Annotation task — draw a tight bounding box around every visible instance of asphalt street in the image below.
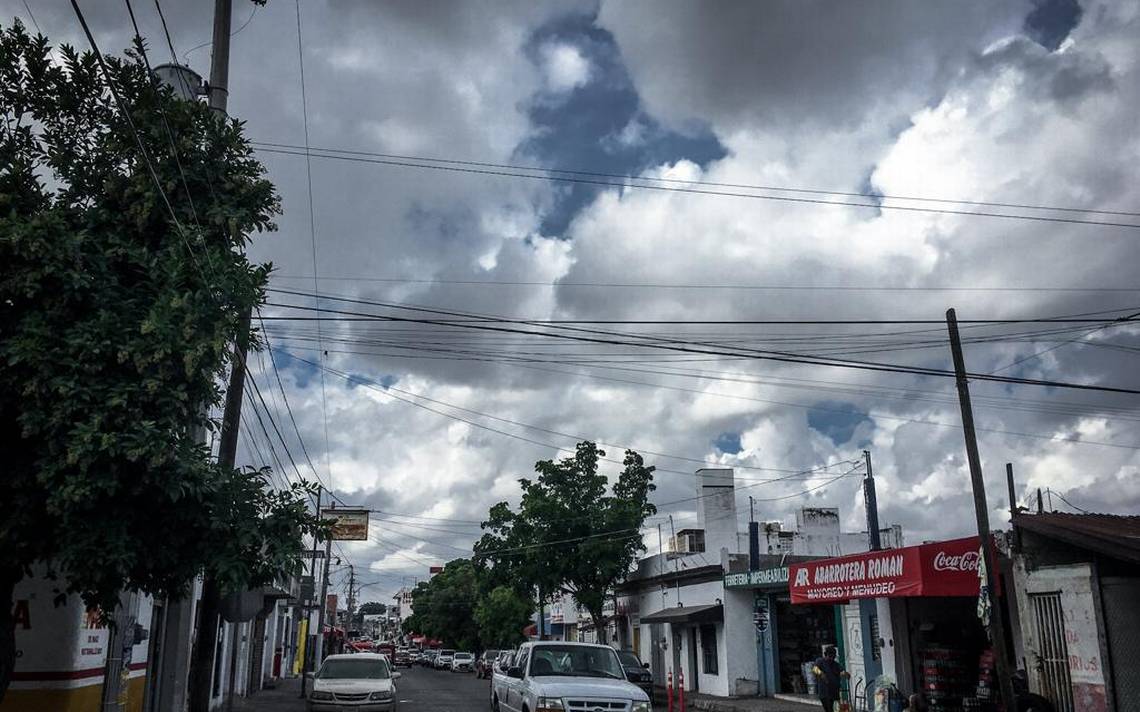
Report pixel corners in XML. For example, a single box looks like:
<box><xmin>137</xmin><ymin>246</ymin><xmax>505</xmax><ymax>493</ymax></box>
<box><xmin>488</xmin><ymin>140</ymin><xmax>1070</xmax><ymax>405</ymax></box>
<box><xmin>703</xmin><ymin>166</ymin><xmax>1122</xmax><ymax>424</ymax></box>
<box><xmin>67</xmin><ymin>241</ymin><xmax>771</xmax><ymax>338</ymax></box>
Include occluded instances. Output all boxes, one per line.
<box><xmin>392</xmin><ymin>665</ymin><xmax>489</xmax><ymax>712</ymax></box>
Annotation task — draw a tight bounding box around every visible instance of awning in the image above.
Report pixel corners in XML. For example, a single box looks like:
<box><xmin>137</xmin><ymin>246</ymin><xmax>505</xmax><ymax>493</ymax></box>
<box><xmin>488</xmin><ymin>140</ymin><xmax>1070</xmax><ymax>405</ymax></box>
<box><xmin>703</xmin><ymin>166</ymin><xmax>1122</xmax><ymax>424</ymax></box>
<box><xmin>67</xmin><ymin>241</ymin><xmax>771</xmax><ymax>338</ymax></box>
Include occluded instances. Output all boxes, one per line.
<box><xmin>640</xmin><ymin>604</ymin><xmax>723</xmax><ymax>625</ymax></box>
<box><xmin>788</xmin><ymin>536</ymin><xmax>987</xmax><ymax>605</ymax></box>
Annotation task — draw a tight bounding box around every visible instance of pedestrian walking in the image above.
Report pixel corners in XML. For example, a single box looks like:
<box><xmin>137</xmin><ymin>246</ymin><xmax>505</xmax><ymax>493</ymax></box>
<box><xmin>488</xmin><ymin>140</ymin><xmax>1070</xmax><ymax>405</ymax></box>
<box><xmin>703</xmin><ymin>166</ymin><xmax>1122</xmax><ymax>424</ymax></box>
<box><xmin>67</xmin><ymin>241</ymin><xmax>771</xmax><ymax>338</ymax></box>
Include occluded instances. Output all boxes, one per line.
<box><xmin>811</xmin><ymin>645</ymin><xmax>849</xmax><ymax>712</ymax></box>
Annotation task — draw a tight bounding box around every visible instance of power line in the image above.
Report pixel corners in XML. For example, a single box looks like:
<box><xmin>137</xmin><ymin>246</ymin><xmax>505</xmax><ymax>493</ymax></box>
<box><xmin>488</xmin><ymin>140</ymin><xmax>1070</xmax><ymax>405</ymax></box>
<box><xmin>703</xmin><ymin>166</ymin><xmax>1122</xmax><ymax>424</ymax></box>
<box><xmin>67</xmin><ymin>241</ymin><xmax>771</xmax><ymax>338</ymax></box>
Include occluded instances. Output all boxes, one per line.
<box><xmin>263</xmin><ymin>297</ymin><xmax>1140</xmax><ymax>396</ymax></box>
<box><xmin>268</xmin><ymin>274</ymin><xmax>1140</xmax><ymax>294</ymax></box>
<box><xmin>292</xmin><ymin>0</ymin><xmax>335</xmax><ymax>497</ymax></box>
<box><xmin>249</xmin><ymin>141</ymin><xmax>1140</xmax><ymax>228</ymax></box>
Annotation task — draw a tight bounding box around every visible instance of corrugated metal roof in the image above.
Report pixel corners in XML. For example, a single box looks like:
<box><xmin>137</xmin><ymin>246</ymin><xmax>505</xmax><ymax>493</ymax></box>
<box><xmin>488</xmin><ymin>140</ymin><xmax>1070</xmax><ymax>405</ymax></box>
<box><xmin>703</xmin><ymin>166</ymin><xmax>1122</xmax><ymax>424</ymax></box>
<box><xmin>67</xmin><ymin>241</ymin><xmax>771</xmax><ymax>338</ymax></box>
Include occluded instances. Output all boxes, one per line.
<box><xmin>1014</xmin><ymin>512</ymin><xmax>1140</xmax><ymax>564</ymax></box>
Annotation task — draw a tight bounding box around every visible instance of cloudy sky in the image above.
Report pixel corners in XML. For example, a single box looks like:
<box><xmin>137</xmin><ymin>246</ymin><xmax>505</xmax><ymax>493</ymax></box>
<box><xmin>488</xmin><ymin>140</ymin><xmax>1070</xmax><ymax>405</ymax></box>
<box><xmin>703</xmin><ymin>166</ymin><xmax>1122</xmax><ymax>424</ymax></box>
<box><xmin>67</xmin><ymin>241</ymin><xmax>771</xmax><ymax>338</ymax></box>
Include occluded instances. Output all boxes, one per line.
<box><xmin>11</xmin><ymin>0</ymin><xmax>1140</xmax><ymax>603</ymax></box>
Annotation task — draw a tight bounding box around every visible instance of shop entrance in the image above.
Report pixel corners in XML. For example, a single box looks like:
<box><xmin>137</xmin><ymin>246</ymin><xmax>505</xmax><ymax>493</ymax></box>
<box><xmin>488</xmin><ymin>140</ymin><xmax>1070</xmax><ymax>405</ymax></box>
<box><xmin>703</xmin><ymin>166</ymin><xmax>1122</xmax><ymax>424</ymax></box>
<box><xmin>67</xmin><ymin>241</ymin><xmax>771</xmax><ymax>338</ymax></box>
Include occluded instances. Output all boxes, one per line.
<box><xmin>903</xmin><ymin>597</ymin><xmax>994</xmax><ymax>711</ymax></box>
<box><xmin>774</xmin><ymin>595</ymin><xmax>837</xmax><ymax>694</ymax></box>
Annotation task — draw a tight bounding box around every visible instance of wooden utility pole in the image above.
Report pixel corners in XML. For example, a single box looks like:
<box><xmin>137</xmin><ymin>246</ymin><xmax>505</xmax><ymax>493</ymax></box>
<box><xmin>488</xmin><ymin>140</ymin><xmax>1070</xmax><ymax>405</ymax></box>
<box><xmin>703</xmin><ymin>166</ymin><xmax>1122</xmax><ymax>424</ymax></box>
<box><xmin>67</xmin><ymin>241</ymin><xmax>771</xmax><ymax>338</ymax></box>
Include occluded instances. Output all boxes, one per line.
<box><xmin>946</xmin><ymin>308</ymin><xmax>1016</xmax><ymax>711</ymax></box>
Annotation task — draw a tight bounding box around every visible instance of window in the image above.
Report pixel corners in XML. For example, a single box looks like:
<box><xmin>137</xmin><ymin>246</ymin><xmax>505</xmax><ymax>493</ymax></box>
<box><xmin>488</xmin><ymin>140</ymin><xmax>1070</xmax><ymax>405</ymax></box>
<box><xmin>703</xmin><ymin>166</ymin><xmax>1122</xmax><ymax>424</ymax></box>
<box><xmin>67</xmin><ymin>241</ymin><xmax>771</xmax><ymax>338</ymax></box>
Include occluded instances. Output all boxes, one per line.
<box><xmin>318</xmin><ymin>658</ymin><xmax>391</xmax><ymax>680</ymax></box>
<box><xmin>700</xmin><ymin>624</ymin><xmax>718</xmax><ymax>675</ymax></box>
<box><xmin>527</xmin><ymin>645</ymin><xmax>624</xmax><ymax>679</ymax></box>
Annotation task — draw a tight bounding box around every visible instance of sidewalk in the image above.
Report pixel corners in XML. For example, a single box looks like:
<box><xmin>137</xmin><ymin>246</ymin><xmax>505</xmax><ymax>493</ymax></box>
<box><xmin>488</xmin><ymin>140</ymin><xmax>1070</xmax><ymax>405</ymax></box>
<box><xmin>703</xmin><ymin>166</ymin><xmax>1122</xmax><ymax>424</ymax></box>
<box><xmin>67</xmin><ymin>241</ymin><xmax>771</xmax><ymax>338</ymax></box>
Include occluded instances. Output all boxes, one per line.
<box><xmin>231</xmin><ymin>676</ymin><xmax>305</xmax><ymax>711</ymax></box>
<box><xmin>685</xmin><ymin>691</ymin><xmax>819</xmax><ymax>712</ymax></box>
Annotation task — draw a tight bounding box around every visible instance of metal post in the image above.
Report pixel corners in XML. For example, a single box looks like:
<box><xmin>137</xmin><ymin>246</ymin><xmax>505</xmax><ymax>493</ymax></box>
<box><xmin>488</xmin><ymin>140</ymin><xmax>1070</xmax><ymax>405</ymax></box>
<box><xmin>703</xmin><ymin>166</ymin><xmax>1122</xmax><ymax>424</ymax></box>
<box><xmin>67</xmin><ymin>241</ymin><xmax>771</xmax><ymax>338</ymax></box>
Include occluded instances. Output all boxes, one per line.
<box><xmin>315</xmin><ymin>522</ymin><xmax>333</xmax><ymax>666</ymax></box>
<box><xmin>945</xmin><ymin>308</ymin><xmax>1016</xmax><ymax>712</ymax></box>
<box><xmin>863</xmin><ymin>450</ymin><xmax>882</xmax><ymax>551</ymax></box>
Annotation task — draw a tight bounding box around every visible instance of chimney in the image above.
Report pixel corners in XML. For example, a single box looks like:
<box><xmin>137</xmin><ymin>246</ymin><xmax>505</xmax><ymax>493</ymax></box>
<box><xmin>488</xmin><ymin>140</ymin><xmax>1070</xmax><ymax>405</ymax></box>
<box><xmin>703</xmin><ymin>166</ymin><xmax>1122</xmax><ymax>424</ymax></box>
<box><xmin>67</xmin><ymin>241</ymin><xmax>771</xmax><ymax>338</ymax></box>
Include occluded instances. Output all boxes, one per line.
<box><xmin>697</xmin><ymin>468</ymin><xmax>737</xmax><ymax>555</ymax></box>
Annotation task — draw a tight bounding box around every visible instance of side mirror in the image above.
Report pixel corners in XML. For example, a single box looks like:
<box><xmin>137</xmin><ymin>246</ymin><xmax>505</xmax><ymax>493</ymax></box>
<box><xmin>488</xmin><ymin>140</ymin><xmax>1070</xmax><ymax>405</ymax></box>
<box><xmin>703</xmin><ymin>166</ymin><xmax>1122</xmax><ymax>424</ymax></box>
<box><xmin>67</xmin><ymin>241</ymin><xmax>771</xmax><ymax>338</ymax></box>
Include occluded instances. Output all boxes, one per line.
<box><xmin>507</xmin><ymin>666</ymin><xmax>523</xmax><ymax>679</ymax></box>
<box><xmin>393</xmin><ymin>672</ymin><xmax>402</xmax><ymax>679</ymax></box>
<box><xmin>643</xmin><ymin>662</ymin><xmax>650</xmax><ymax>669</ymax></box>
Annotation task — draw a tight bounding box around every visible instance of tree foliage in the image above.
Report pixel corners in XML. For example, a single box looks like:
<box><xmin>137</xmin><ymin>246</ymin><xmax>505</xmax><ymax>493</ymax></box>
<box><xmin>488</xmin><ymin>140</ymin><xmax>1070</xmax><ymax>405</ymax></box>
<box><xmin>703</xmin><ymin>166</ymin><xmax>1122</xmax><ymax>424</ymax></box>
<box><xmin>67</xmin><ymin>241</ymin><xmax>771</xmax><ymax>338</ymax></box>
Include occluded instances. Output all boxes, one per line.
<box><xmin>475</xmin><ymin>442</ymin><xmax>656</xmax><ymax>634</ymax></box>
<box><xmin>474</xmin><ymin>585</ymin><xmax>532</xmax><ymax>650</ymax></box>
<box><xmin>0</xmin><ymin>19</ymin><xmax>317</xmax><ymax>697</ymax></box>
<box><xmin>358</xmin><ymin>601</ymin><xmax>387</xmax><ymax>616</ymax></box>
<box><xmin>404</xmin><ymin>559</ymin><xmax>483</xmax><ymax>651</ymax></box>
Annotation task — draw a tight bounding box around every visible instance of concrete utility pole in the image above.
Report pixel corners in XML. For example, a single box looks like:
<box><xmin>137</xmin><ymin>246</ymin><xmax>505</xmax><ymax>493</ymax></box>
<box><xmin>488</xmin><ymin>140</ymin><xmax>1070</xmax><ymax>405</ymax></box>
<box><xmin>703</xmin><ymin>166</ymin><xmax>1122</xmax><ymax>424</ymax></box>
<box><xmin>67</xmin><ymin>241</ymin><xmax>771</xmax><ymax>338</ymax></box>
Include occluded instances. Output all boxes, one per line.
<box><xmin>347</xmin><ymin>566</ymin><xmax>356</xmax><ymax>632</ymax></box>
<box><xmin>1006</xmin><ymin>463</ymin><xmax>1021</xmax><ymax>553</ymax></box>
<box><xmin>668</xmin><ymin>515</ymin><xmax>680</xmax><ymax>606</ymax></box>
<box><xmin>188</xmin><ymin>2</ymin><xmax>237</xmax><ymax>710</ymax></box>
<box><xmin>863</xmin><ymin>450</ymin><xmax>882</xmax><ymax>551</ymax></box>
<box><xmin>946</xmin><ymin>308</ymin><xmax>1016</xmax><ymax>712</ymax></box>
<box><xmin>299</xmin><ymin>488</ymin><xmax>322</xmax><ymax>699</ymax></box>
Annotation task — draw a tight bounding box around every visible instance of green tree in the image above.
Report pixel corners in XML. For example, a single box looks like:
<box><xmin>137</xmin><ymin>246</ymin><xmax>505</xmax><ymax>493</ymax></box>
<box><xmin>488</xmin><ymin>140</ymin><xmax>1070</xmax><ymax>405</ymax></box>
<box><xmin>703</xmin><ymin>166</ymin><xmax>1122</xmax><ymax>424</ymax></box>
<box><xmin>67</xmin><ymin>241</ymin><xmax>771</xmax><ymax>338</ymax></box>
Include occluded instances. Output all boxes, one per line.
<box><xmin>407</xmin><ymin>560</ymin><xmax>482</xmax><ymax>651</ymax></box>
<box><xmin>475</xmin><ymin>442</ymin><xmax>656</xmax><ymax>634</ymax></box>
<box><xmin>474</xmin><ymin>585</ymin><xmax>533</xmax><ymax>650</ymax></box>
<box><xmin>0</xmin><ymin>20</ymin><xmax>317</xmax><ymax>698</ymax></box>
<box><xmin>358</xmin><ymin>601</ymin><xmax>387</xmax><ymax>616</ymax></box>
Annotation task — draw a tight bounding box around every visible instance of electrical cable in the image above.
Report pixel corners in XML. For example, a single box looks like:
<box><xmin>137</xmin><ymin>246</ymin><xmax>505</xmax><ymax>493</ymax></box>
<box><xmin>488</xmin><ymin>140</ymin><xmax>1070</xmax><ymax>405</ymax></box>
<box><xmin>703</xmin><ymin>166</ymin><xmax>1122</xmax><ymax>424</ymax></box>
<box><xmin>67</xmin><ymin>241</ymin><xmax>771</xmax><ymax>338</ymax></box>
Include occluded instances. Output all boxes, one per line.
<box><xmin>249</xmin><ymin>142</ymin><xmax>1140</xmax><ymax>229</ymax></box>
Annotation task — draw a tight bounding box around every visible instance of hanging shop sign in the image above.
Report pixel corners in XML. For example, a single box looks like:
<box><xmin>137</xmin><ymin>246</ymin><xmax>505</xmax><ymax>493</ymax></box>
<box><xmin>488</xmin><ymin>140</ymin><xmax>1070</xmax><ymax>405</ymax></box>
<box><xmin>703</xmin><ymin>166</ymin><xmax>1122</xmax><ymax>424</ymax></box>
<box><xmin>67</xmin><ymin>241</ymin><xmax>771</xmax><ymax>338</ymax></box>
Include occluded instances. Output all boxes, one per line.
<box><xmin>724</xmin><ymin>566</ymin><xmax>790</xmax><ymax>589</ymax></box>
<box><xmin>789</xmin><ymin>536</ymin><xmax>984</xmax><ymax>604</ymax></box>
<box><xmin>323</xmin><ymin>508</ymin><xmax>370</xmax><ymax>541</ymax></box>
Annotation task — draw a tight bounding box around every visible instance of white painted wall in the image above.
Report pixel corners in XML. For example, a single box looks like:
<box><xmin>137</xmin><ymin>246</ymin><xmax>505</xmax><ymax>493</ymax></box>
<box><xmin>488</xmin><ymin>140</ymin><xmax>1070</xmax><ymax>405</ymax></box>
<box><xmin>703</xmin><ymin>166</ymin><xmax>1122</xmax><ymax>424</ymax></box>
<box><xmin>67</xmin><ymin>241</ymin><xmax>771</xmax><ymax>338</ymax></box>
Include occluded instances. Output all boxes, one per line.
<box><xmin>1013</xmin><ymin>560</ymin><xmax>1107</xmax><ymax>711</ymax></box>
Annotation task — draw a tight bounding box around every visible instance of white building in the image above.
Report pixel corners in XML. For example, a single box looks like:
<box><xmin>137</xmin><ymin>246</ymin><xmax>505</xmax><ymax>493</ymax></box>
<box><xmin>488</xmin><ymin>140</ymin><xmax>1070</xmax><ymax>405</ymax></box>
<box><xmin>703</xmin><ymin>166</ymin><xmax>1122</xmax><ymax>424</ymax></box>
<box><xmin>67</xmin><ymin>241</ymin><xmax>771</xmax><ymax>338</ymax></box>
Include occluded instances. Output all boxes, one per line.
<box><xmin>612</xmin><ymin>468</ymin><xmax>902</xmax><ymax>700</ymax></box>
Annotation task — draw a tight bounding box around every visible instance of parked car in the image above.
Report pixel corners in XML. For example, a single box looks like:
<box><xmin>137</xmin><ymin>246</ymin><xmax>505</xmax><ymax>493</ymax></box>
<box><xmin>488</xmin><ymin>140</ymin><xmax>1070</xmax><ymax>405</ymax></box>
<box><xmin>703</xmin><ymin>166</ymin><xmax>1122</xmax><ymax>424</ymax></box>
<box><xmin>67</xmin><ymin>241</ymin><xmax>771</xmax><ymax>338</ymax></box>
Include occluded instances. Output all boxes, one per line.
<box><xmin>476</xmin><ymin>649</ymin><xmax>500</xmax><ymax>678</ymax></box>
<box><xmin>421</xmin><ymin>650</ymin><xmax>438</xmax><ymax>667</ymax></box>
<box><xmin>495</xmin><ymin>650</ymin><xmax>515</xmax><ymax>674</ymax></box>
<box><xmin>435</xmin><ymin>649</ymin><xmax>455</xmax><ymax>670</ymax></box>
<box><xmin>491</xmin><ymin>641</ymin><xmax>650</xmax><ymax>712</ymax></box>
<box><xmin>394</xmin><ymin>648</ymin><xmax>411</xmax><ymax>667</ymax></box>
<box><xmin>451</xmin><ymin>651</ymin><xmax>475</xmax><ymax>673</ymax></box>
<box><xmin>616</xmin><ymin>649</ymin><xmax>653</xmax><ymax>699</ymax></box>
<box><xmin>307</xmin><ymin>653</ymin><xmax>401</xmax><ymax>712</ymax></box>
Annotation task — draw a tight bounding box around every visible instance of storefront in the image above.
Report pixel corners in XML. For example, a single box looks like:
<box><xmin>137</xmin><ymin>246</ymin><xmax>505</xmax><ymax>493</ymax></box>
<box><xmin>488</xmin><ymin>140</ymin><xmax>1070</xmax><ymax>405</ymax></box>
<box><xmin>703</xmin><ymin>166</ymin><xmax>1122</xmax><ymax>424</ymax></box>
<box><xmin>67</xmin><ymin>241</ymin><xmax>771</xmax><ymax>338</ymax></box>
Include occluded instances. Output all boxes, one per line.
<box><xmin>725</xmin><ymin>562</ymin><xmax>848</xmax><ymax>698</ymax></box>
<box><xmin>789</xmin><ymin>536</ymin><xmax>1004</xmax><ymax>710</ymax></box>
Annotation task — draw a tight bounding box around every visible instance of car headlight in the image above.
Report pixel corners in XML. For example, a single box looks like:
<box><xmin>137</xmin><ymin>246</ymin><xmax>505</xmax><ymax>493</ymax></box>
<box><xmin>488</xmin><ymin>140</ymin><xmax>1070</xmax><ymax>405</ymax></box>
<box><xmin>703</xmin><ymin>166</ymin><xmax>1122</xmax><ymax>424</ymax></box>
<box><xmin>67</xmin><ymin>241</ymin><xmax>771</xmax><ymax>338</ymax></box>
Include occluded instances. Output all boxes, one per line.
<box><xmin>369</xmin><ymin>690</ymin><xmax>393</xmax><ymax>700</ymax></box>
<box><xmin>309</xmin><ymin>690</ymin><xmax>334</xmax><ymax>701</ymax></box>
<box><xmin>536</xmin><ymin>697</ymin><xmax>565</xmax><ymax>712</ymax></box>
<box><xmin>631</xmin><ymin>702</ymin><xmax>652</xmax><ymax>712</ymax></box>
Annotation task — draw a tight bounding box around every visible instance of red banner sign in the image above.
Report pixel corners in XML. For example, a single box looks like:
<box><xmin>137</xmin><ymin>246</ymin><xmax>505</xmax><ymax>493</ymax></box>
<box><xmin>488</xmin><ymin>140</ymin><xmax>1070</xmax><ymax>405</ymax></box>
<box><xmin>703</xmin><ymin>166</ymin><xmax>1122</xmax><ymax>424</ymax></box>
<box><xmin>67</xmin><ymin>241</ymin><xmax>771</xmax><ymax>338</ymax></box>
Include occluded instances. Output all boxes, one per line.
<box><xmin>789</xmin><ymin>537</ymin><xmax>983</xmax><ymax>604</ymax></box>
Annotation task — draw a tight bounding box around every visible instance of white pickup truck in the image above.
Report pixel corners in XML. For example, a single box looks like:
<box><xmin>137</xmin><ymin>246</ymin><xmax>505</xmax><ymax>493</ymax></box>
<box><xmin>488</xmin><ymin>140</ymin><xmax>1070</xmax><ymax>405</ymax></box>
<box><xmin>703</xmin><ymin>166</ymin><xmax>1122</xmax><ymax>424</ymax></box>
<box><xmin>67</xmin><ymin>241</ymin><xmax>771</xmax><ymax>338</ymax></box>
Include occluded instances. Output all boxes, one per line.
<box><xmin>491</xmin><ymin>641</ymin><xmax>652</xmax><ymax>712</ymax></box>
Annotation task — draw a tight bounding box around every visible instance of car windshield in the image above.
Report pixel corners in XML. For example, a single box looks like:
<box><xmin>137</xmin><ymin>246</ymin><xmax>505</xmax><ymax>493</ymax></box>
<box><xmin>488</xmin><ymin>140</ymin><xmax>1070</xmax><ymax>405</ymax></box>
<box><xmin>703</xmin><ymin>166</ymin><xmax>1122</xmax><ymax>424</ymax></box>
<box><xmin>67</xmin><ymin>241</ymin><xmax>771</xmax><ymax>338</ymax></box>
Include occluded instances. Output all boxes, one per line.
<box><xmin>484</xmin><ymin>650</ymin><xmax>500</xmax><ymax>659</ymax></box>
<box><xmin>617</xmin><ymin>651</ymin><xmax>642</xmax><ymax>667</ymax></box>
<box><xmin>440</xmin><ymin>650</ymin><xmax>455</xmax><ymax>656</ymax></box>
<box><xmin>455</xmin><ymin>653</ymin><xmax>474</xmax><ymax>660</ymax></box>
<box><xmin>318</xmin><ymin>659</ymin><xmax>390</xmax><ymax>680</ymax></box>
<box><xmin>528</xmin><ymin>645</ymin><xmax>625</xmax><ymax>679</ymax></box>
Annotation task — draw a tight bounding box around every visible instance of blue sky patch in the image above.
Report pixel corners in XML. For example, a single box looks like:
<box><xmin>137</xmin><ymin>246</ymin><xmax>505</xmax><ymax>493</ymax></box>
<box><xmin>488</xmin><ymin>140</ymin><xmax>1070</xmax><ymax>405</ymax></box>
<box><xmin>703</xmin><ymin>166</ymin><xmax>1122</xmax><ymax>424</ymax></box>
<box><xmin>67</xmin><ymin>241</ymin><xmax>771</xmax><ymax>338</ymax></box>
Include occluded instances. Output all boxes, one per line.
<box><xmin>1024</xmin><ymin>0</ymin><xmax>1082</xmax><ymax>51</ymax></box>
<box><xmin>807</xmin><ymin>402</ymin><xmax>873</xmax><ymax>446</ymax></box>
<box><xmin>520</xmin><ymin>11</ymin><xmax>726</xmax><ymax>236</ymax></box>
<box><xmin>713</xmin><ymin>431</ymin><xmax>743</xmax><ymax>455</ymax></box>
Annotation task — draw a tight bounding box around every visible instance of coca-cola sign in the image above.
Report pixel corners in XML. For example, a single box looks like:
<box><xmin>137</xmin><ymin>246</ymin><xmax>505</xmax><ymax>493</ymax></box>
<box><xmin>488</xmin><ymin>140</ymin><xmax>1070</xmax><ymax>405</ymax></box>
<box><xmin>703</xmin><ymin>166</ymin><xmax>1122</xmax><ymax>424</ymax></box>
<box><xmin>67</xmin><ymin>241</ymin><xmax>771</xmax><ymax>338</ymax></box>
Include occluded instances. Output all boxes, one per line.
<box><xmin>788</xmin><ymin>536</ymin><xmax>986</xmax><ymax>604</ymax></box>
<box><xmin>933</xmin><ymin>549</ymin><xmax>980</xmax><ymax>573</ymax></box>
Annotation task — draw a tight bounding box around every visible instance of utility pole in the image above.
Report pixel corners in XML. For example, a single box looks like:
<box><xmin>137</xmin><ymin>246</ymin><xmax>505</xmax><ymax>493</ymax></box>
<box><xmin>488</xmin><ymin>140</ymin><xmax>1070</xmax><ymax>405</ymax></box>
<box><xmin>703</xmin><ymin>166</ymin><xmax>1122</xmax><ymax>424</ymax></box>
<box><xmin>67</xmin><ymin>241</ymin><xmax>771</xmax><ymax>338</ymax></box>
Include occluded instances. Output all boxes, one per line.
<box><xmin>668</xmin><ymin>515</ymin><xmax>680</xmax><ymax>606</ymax></box>
<box><xmin>347</xmin><ymin>565</ymin><xmax>356</xmax><ymax>632</ymax></box>
<box><xmin>946</xmin><ymin>308</ymin><xmax>1016</xmax><ymax>712</ymax></box>
<box><xmin>188</xmin><ymin>2</ymin><xmax>237</xmax><ymax>710</ymax></box>
<box><xmin>863</xmin><ymin>450</ymin><xmax>882</xmax><ymax>550</ymax></box>
<box><xmin>314</xmin><ymin>520</ymin><xmax>333</xmax><ymax>665</ymax></box>
<box><xmin>299</xmin><ymin>488</ymin><xmax>322</xmax><ymax>698</ymax></box>
<box><xmin>1006</xmin><ymin>463</ymin><xmax>1020</xmax><ymax>553</ymax></box>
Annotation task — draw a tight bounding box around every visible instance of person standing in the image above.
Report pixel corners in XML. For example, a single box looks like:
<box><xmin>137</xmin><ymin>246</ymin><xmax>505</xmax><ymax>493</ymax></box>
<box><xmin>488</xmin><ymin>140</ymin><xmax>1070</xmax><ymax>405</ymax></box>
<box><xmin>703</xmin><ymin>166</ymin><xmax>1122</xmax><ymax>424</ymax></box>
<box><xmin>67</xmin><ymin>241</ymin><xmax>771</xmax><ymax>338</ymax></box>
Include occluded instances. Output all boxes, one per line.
<box><xmin>812</xmin><ymin>645</ymin><xmax>849</xmax><ymax>712</ymax></box>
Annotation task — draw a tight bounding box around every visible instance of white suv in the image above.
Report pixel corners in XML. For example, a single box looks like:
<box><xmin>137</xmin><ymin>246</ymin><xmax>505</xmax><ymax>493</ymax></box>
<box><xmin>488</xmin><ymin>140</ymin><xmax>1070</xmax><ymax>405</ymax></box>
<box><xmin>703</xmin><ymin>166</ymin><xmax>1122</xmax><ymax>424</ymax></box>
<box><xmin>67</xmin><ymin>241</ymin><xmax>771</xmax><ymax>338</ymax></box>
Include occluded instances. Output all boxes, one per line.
<box><xmin>451</xmin><ymin>651</ymin><xmax>475</xmax><ymax>672</ymax></box>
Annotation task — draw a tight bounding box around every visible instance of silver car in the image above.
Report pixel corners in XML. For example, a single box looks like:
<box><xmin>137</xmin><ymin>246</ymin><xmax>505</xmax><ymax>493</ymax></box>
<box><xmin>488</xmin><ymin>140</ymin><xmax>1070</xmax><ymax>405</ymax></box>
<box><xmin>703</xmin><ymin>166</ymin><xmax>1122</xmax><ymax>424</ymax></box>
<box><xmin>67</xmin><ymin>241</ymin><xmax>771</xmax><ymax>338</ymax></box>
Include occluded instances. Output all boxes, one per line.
<box><xmin>308</xmin><ymin>653</ymin><xmax>401</xmax><ymax>711</ymax></box>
